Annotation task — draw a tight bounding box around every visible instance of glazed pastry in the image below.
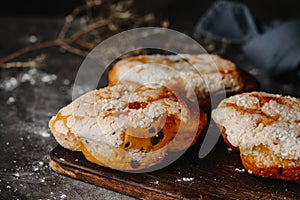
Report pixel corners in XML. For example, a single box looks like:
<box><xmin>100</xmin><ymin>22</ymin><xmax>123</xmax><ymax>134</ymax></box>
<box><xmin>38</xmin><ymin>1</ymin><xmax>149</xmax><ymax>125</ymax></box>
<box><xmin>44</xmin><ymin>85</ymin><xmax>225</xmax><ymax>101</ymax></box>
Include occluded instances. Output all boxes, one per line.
<box><xmin>109</xmin><ymin>54</ymin><xmax>258</xmax><ymax>111</ymax></box>
<box><xmin>212</xmin><ymin>92</ymin><xmax>300</xmax><ymax>182</ymax></box>
<box><xmin>49</xmin><ymin>83</ymin><xmax>207</xmax><ymax>170</ymax></box>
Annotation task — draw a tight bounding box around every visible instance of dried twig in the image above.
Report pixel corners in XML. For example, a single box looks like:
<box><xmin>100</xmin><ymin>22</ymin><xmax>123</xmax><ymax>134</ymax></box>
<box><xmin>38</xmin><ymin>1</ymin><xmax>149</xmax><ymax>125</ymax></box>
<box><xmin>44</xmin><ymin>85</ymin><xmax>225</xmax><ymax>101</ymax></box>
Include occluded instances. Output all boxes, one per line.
<box><xmin>58</xmin><ymin>0</ymin><xmax>103</xmax><ymax>40</ymax></box>
<box><xmin>0</xmin><ymin>54</ymin><xmax>46</xmax><ymax>68</ymax></box>
<box><xmin>0</xmin><ymin>0</ymin><xmax>157</xmax><ymax>68</ymax></box>
<box><xmin>0</xmin><ymin>40</ymin><xmax>60</xmax><ymax>64</ymax></box>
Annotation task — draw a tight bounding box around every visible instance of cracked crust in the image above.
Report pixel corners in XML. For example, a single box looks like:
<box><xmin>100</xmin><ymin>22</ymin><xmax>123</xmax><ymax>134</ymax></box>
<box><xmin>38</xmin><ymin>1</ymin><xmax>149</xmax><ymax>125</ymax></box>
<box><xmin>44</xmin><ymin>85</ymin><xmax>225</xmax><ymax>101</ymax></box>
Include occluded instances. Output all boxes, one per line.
<box><xmin>109</xmin><ymin>54</ymin><xmax>258</xmax><ymax>111</ymax></box>
<box><xmin>212</xmin><ymin>92</ymin><xmax>300</xmax><ymax>182</ymax></box>
<box><xmin>49</xmin><ymin>83</ymin><xmax>207</xmax><ymax>170</ymax></box>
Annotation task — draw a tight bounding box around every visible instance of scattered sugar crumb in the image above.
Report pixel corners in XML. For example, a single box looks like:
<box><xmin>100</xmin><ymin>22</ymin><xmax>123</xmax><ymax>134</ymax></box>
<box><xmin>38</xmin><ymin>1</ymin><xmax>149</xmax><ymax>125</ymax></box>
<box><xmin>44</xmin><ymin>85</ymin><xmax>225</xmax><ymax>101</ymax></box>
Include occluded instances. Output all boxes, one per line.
<box><xmin>7</xmin><ymin>97</ymin><xmax>16</xmax><ymax>104</ymax></box>
<box><xmin>63</xmin><ymin>79</ymin><xmax>70</xmax><ymax>85</ymax></box>
<box><xmin>21</xmin><ymin>74</ymin><xmax>35</xmax><ymax>85</ymax></box>
<box><xmin>235</xmin><ymin>168</ymin><xmax>245</xmax><ymax>173</ymax></box>
<box><xmin>32</xmin><ymin>161</ymin><xmax>44</xmax><ymax>172</ymax></box>
<box><xmin>247</xmin><ymin>170</ymin><xmax>253</xmax><ymax>174</ymax></box>
<box><xmin>0</xmin><ymin>77</ymin><xmax>18</xmax><ymax>91</ymax></box>
<box><xmin>0</xmin><ymin>68</ymin><xmax>57</xmax><ymax>91</ymax></box>
<box><xmin>227</xmin><ymin>147</ymin><xmax>233</xmax><ymax>152</ymax></box>
<box><xmin>40</xmin><ymin>130</ymin><xmax>50</xmax><ymax>138</ymax></box>
<box><xmin>29</xmin><ymin>34</ymin><xmax>38</xmax><ymax>43</ymax></box>
<box><xmin>13</xmin><ymin>172</ymin><xmax>20</xmax><ymax>178</ymax></box>
<box><xmin>59</xmin><ymin>158</ymin><xmax>65</xmax><ymax>161</ymax></box>
<box><xmin>176</xmin><ymin>177</ymin><xmax>194</xmax><ymax>182</ymax></box>
<box><xmin>32</xmin><ymin>166</ymin><xmax>39</xmax><ymax>172</ymax></box>
<box><xmin>41</xmin><ymin>74</ymin><xmax>57</xmax><ymax>84</ymax></box>
<box><xmin>15</xmin><ymin>121</ymin><xmax>51</xmax><ymax>138</ymax></box>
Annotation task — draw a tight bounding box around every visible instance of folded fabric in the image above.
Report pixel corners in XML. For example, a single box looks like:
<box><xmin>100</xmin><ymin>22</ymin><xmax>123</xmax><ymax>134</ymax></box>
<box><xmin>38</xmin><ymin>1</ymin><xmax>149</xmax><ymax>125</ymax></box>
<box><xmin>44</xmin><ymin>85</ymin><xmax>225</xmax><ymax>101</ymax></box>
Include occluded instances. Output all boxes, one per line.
<box><xmin>194</xmin><ymin>1</ymin><xmax>258</xmax><ymax>44</ymax></box>
<box><xmin>243</xmin><ymin>20</ymin><xmax>300</xmax><ymax>73</ymax></box>
<box><xmin>194</xmin><ymin>1</ymin><xmax>300</xmax><ymax>74</ymax></box>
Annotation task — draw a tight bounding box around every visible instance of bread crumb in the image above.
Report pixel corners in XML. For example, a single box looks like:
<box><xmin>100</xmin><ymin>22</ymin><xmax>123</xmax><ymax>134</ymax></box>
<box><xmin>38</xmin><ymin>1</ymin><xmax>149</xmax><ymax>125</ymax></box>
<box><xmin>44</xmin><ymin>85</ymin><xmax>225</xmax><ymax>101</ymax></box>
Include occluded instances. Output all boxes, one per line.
<box><xmin>176</xmin><ymin>177</ymin><xmax>194</xmax><ymax>182</ymax></box>
<box><xmin>7</xmin><ymin>97</ymin><xmax>16</xmax><ymax>104</ymax></box>
<box><xmin>235</xmin><ymin>168</ymin><xmax>245</xmax><ymax>173</ymax></box>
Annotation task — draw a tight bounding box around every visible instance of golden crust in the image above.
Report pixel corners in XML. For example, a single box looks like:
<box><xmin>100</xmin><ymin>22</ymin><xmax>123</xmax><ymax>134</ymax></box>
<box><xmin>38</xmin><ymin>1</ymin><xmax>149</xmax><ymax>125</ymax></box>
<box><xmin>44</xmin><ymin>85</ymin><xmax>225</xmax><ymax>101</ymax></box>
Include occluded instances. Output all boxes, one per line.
<box><xmin>80</xmin><ymin>140</ymin><xmax>169</xmax><ymax>171</ymax></box>
<box><xmin>108</xmin><ymin>64</ymin><xmax>119</xmax><ymax>86</ymax></box>
<box><xmin>241</xmin><ymin>145</ymin><xmax>300</xmax><ymax>181</ymax></box>
<box><xmin>168</xmin><ymin>100</ymin><xmax>208</xmax><ymax>152</ymax></box>
<box><xmin>220</xmin><ymin>125</ymin><xmax>300</xmax><ymax>182</ymax></box>
<box><xmin>108</xmin><ymin>54</ymin><xmax>258</xmax><ymax>112</ymax></box>
<box><xmin>49</xmin><ymin>84</ymin><xmax>207</xmax><ymax>170</ymax></box>
<box><xmin>212</xmin><ymin>92</ymin><xmax>300</xmax><ymax>182</ymax></box>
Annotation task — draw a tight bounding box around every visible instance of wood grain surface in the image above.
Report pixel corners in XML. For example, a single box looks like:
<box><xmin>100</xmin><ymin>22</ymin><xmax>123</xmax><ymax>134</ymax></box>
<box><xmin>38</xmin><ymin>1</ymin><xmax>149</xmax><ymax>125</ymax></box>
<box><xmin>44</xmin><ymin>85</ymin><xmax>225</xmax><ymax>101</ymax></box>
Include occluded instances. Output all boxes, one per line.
<box><xmin>49</xmin><ymin>135</ymin><xmax>300</xmax><ymax>200</ymax></box>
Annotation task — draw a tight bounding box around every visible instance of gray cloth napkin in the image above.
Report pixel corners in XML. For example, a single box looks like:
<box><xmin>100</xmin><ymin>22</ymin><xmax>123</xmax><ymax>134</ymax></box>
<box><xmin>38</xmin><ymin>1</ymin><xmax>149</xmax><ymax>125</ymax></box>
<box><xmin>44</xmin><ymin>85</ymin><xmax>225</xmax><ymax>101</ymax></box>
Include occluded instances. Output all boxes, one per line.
<box><xmin>194</xmin><ymin>1</ymin><xmax>300</xmax><ymax>74</ymax></box>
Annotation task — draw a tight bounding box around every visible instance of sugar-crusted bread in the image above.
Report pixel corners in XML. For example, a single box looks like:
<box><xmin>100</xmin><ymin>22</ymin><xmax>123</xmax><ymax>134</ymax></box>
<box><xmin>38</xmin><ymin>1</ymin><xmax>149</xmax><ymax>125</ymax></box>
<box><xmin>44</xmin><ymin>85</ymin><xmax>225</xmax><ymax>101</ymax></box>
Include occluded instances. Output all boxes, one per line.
<box><xmin>212</xmin><ymin>92</ymin><xmax>300</xmax><ymax>182</ymax></box>
<box><xmin>109</xmin><ymin>54</ymin><xmax>258</xmax><ymax>110</ymax></box>
<box><xmin>49</xmin><ymin>83</ymin><xmax>207</xmax><ymax>171</ymax></box>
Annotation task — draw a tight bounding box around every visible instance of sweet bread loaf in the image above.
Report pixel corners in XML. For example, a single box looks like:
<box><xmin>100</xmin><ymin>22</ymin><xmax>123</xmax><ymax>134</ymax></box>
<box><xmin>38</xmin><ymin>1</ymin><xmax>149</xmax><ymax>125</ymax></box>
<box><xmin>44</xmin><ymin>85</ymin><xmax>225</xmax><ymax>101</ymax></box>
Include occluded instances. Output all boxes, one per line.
<box><xmin>212</xmin><ymin>92</ymin><xmax>300</xmax><ymax>182</ymax></box>
<box><xmin>109</xmin><ymin>54</ymin><xmax>258</xmax><ymax>110</ymax></box>
<box><xmin>49</xmin><ymin>83</ymin><xmax>207</xmax><ymax>170</ymax></box>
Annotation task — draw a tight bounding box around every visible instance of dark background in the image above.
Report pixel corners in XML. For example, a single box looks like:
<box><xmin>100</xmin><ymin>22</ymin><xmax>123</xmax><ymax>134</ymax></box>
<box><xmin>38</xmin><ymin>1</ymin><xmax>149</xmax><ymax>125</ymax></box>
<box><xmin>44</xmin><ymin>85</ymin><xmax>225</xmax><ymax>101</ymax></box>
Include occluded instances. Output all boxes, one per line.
<box><xmin>2</xmin><ymin>0</ymin><xmax>300</xmax><ymax>22</ymax></box>
<box><xmin>1</xmin><ymin>1</ymin><xmax>300</xmax><ymax>199</ymax></box>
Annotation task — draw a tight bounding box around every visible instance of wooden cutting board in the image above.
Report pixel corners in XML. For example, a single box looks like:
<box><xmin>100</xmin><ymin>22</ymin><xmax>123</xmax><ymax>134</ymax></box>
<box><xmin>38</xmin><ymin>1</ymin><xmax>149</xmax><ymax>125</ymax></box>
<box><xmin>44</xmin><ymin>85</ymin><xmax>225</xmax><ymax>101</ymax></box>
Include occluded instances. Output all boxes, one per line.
<box><xmin>49</xmin><ymin>133</ymin><xmax>299</xmax><ymax>200</ymax></box>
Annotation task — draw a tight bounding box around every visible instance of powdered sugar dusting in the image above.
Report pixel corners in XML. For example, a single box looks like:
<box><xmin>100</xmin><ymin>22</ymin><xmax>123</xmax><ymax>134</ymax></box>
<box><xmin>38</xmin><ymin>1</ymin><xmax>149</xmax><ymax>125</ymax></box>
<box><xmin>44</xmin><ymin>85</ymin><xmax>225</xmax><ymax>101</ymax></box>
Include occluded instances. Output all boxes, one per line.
<box><xmin>6</xmin><ymin>97</ymin><xmax>16</xmax><ymax>104</ymax></box>
<box><xmin>212</xmin><ymin>92</ymin><xmax>300</xmax><ymax>165</ymax></box>
<box><xmin>176</xmin><ymin>177</ymin><xmax>195</xmax><ymax>182</ymax></box>
<box><xmin>235</xmin><ymin>168</ymin><xmax>245</xmax><ymax>173</ymax></box>
<box><xmin>0</xmin><ymin>68</ymin><xmax>57</xmax><ymax>91</ymax></box>
<box><xmin>0</xmin><ymin>77</ymin><xmax>18</xmax><ymax>91</ymax></box>
<box><xmin>15</xmin><ymin>121</ymin><xmax>52</xmax><ymax>138</ymax></box>
<box><xmin>49</xmin><ymin>84</ymin><xmax>186</xmax><ymax>165</ymax></box>
<box><xmin>111</xmin><ymin>54</ymin><xmax>243</xmax><ymax>101</ymax></box>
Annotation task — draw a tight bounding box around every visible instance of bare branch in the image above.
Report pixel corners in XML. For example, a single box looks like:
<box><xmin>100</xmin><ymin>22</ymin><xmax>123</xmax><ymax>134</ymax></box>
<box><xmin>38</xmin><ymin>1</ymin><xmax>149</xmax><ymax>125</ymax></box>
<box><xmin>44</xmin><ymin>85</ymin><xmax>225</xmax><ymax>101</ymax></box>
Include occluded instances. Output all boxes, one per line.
<box><xmin>0</xmin><ymin>0</ymin><xmax>158</xmax><ymax>68</ymax></box>
<box><xmin>0</xmin><ymin>54</ymin><xmax>47</xmax><ymax>68</ymax></box>
<box><xmin>0</xmin><ymin>40</ymin><xmax>61</xmax><ymax>65</ymax></box>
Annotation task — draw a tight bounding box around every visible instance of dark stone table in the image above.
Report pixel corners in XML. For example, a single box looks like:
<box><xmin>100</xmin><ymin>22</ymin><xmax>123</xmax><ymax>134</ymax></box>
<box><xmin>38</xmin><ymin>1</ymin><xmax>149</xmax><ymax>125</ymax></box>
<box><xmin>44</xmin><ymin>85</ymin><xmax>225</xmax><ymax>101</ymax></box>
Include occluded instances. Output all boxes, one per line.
<box><xmin>0</xmin><ymin>16</ymin><xmax>299</xmax><ymax>200</ymax></box>
<box><xmin>0</xmin><ymin>17</ymin><xmax>135</xmax><ymax>200</ymax></box>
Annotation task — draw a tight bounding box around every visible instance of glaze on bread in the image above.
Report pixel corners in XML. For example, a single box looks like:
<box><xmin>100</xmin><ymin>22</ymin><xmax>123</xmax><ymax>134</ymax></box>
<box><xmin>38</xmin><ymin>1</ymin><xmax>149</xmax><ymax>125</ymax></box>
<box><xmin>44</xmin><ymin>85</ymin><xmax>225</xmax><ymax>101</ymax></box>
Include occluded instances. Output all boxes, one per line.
<box><xmin>49</xmin><ymin>83</ymin><xmax>207</xmax><ymax>170</ymax></box>
<box><xmin>212</xmin><ymin>92</ymin><xmax>300</xmax><ymax>182</ymax></box>
<box><xmin>109</xmin><ymin>54</ymin><xmax>258</xmax><ymax>110</ymax></box>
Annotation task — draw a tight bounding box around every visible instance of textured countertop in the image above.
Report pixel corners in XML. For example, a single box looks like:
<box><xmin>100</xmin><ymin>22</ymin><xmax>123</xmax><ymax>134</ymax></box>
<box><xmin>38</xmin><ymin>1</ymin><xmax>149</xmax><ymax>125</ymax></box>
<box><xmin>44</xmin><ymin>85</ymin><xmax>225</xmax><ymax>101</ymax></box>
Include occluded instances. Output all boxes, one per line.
<box><xmin>0</xmin><ymin>17</ymin><xmax>135</xmax><ymax>200</ymax></box>
<box><xmin>0</xmin><ymin>17</ymin><xmax>299</xmax><ymax>200</ymax></box>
